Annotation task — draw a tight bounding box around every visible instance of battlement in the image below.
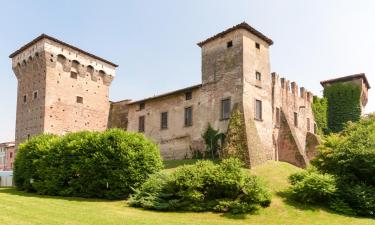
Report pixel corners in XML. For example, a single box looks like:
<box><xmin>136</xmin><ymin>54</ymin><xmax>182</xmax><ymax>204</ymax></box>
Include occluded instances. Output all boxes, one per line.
<box><xmin>10</xmin><ymin>34</ymin><xmax>116</xmax><ymax>86</ymax></box>
<box><xmin>272</xmin><ymin>72</ymin><xmax>313</xmax><ymax>102</ymax></box>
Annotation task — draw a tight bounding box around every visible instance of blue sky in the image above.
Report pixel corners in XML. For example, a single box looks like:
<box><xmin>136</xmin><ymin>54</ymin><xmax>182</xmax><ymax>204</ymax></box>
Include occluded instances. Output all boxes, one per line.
<box><xmin>1</xmin><ymin>0</ymin><xmax>374</xmax><ymax>142</ymax></box>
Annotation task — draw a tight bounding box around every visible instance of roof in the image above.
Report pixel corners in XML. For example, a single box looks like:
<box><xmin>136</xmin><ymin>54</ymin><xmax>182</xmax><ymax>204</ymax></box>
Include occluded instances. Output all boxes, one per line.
<box><xmin>122</xmin><ymin>84</ymin><xmax>202</xmax><ymax>105</ymax></box>
<box><xmin>320</xmin><ymin>73</ymin><xmax>370</xmax><ymax>89</ymax></box>
<box><xmin>0</xmin><ymin>142</ymin><xmax>15</xmax><ymax>148</ymax></box>
<box><xmin>9</xmin><ymin>34</ymin><xmax>118</xmax><ymax>67</ymax></box>
<box><xmin>197</xmin><ymin>22</ymin><xmax>273</xmax><ymax>47</ymax></box>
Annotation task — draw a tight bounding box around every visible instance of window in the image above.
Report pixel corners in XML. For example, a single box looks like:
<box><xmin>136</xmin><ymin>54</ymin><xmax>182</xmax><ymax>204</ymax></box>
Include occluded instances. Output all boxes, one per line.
<box><xmin>76</xmin><ymin>96</ymin><xmax>83</xmax><ymax>104</ymax></box>
<box><xmin>294</xmin><ymin>112</ymin><xmax>298</xmax><ymax>127</ymax></box>
<box><xmin>23</xmin><ymin>95</ymin><xmax>27</xmax><ymax>103</ymax></box>
<box><xmin>256</xmin><ymin>71</ymin><xmax>261</xmax><ymax>81</ymax></box>
<box><xmin>9</xmin><ymin>152</ymin><xmax>13</xmax><ymax>159</ymax></box>
<box><xmin>184</xmin><ymin>107</ymin><xmax>193</xmax><ymax>127</ymax></box>
<box><xmin>227</xmin><ymin>41</ymin><xmax>233</xmax><ymax>48</ymax></box>
<box><xmin>255</xmin><ymin>42</ymin><xmax>260</xmax><ymax>49</ymax></box>
<box><xmin>314</xmin><ymin>123</ymin><xmax>317</xmax><ymax>134</ymax></box>
<box><xmin>276</xmin><ymin>107</ymin><xmax>280</xmax><ymax>126</ymax></box>
<box><xmin>161</xmin><ymin>112</ymin><xmax>168</xmax><ymax>129</ymax></box>
<box><xmin>70</xmin><ymin>71</ymin><xmax>78</xmax><ymax>79</ymax></box>
<box><xmin>307</xmin><ymin>118</ymin><xmax>310</xmax><ymax>131</ymax></box>
<box><xmin>138</xmin><ymin>116</ymin><xmax>145</xmax><ymax>132</ymax></box>
<box><xmin>255</xmin><ymin>100</ymin><xmax>262</xmax><ymax>120</ymax></box>
<box><xmin>27</xmin><ymin>134</ymin><xmax>30</xmax><ymax>140</ymax></box>
<box><xmin>33</xmin><ymin>91</ymin><xmax>38</xmax><ymax>99</ymax></box>
<box><xmin>139</xmin><ymin>102</ymin><xmax>145</xmax><ymax>110</ymax></box>
<box><xmin>185</xmin><ymin>91</ymin><xmax>192</xmax><ymax>100</ymax></box>
<box><xmin>221</xmin><ymin>98</ymin><xmax>231</xmax><ymax>120</ymax></box>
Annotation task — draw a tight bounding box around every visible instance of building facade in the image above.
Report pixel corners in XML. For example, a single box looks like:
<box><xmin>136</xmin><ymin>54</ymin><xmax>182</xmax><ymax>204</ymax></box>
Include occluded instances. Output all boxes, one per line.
<box><xmin>10</xmin><ymin>22</ymin><xmax>369</xmax><ymax>168</ymax></box>
<box><xmin>0</xmin><ymin>142</ymin><xmax>15</xmax><ymax>171</ymax></box>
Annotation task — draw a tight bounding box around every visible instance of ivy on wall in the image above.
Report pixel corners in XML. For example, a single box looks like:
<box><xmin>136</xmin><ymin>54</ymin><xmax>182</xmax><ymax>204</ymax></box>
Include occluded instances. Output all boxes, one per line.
<box><xmin>323</xmin><ymin>83</ymin><xmax>361</xmax><ymax>133</ymax></box>
<box><xmin>312</xmin><ymin>96</ymin><xmax>328</xmax><ymax>134</ymax></box>
<box><xmin>222</xmin><ymin>104</ymin><xmax>249</xmax><ymax>165</ymax></box>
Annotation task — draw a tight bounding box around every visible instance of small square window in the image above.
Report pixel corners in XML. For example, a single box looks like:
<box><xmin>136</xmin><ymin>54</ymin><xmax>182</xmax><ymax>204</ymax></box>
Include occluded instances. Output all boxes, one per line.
<box><xmin>255</xmin><ymin>42</ymin><xmax>260</xmax><ymax>49</ymax></box>
<box><xmin>76</xmin><ymin>96</ymin><xmax>83</xmax><ymax>104</ymax></box>
<box><xmin>227</xmin><ymin>41</ymin><xmax>233</xmax><ymax>48</ymax></box>
<box><xmin>70</xmin><ymin>71</ymin><xmax>78</xmax><ymax>79</ymax></box>
<box><xmin>185</xmin><ymin>91</ymin><xmax>192</xmax><ymax>100</ymax></box>
<box><xmin>139</xmin><ymin>102</ymin><xmax>145</xmax><ymax>110</ymax></box>
<box><xmin>256</xmin><ymin>71</ymin><xmax>261</xmax><ymax>81</ymax></box>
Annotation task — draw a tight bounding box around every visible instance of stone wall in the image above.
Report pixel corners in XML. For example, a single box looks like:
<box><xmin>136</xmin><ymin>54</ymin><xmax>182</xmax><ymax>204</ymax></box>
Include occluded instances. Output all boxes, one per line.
<box><xmin>11</xmin><ymin>36</ymin><xmax>116</xmax><ymax>147</ymax></box>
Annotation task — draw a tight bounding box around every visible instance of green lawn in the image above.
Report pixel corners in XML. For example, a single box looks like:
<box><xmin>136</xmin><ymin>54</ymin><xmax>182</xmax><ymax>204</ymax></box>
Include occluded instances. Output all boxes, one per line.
<box><xmin>1</xmin><ymin>161</ymin><xmax>374</xmax><ymax>225</ymax></box>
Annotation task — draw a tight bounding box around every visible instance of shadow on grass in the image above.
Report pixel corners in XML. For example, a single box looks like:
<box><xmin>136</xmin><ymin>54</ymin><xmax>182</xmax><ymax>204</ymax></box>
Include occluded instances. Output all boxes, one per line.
<box><xmin>0</xmin><ymin>187</ymin><xmax>116</xmax><ymax>203</ymax></box>
<box><xmin>163</xmin><ymin>159</ymin><xmax>220</xmax><ymax>169</ymax></box>
<box><xmin>275</xmin><ymin>189</ymin><xmax>374</xmax><ymax>220</ymax></box>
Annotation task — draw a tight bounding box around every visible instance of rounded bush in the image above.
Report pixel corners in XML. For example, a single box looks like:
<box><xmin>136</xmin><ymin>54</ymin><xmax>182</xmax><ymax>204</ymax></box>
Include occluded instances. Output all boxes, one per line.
<box><xmin>14</xmin><ymin>129</ymin><xmax>163</xmax><ymax>199</ymax></box>
<box><xmin>129</xmin><ymin>158</ymin><xmax>271</xmax><ymax>213</ymax></box>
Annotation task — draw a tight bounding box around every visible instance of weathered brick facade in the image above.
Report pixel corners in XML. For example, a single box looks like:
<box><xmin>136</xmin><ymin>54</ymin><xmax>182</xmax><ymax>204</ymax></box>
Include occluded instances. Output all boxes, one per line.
<box><xmin>0</xmin><ymin>142</ymin><xmax>15</xmax><ymax>171</ymax></box>
<box><xmin>11</xmin><ymin>22</ymin><xmax>368</xmax><ymax>168</ymax></box>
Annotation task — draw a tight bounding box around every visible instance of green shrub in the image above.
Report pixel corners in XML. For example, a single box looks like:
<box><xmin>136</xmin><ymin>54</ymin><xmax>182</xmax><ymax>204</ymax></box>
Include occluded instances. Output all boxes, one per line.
<box><xmin>14</xmin><ymin>129</ymin><xmax>163</xmax><ymax>199</ymax></box>
<box><xmin>288</xmin><ymin>170</ymin><xmax>337</xmax><ymax>204</ymax></box>
<box><xmin>129</xmin><ymin>158</ymin><xmax>271</xmax><ymax>214</ymax></box>
<box><xmin>289</xmin><ymin>114</ymin><xmax>375</xmax><ymax>217</ymax></box>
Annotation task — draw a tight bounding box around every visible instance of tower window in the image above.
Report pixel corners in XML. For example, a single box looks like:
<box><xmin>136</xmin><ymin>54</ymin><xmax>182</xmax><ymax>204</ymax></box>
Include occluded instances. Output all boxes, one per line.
<box><xmin>138</xmin><ymin>116</ymin><xmax>145</xmax><ymax>132</ymax></box>
<box><xmin>256</xmin><ymin>71</ymin><xmax>262</xmax><ymax>81</ymax></box>
<box><xmin>221</xmin><ymin>98</ymin><xmax>231</xmax><ymax>120</ymax></box>
<box><xmin>255</xmin><ymin>99</ymin><xmax>262</xmax><ymax>120</ymax></box>
<box><xmin>276</xmin><ymin>107</ymin><xmax>280</xmax><ymax>126</ymax></box>
<box><xmin>161</xmin><ymin>112</ymin><xmax>168</xmax><ymax>129</ymax></box>
<box><xmin>76</xmin><ymin>96</ymin><xmax>83</xmax><ymax>104</ymax></box>
<box><xmin>255</xmin><ymin>42</ymin><xmax>260</xmax><ymax>49</ymax></box>
<box><xmin>185</xmin><ymin>91</ymin><xmax>192</xmax><ymax>100</ymax></box>
<box><xmin>294</xmin><ymin>112</ymin><xmax>298</xmax><ymax>127</ymax></box>
<box><xmin>23</xmin><ymin>95</ymin><xmax>27</xmax><ymax>103</ymax></box>
<box><xmin>184</xmin><ymin>106</ymin><xmax>193</xmax><ymax>127</ymax></box>
<box><xmin>227</xmin><ymin>41</ymin><xmax>233</xmax><ymax>48</ymax></box>
<box><xmin>70</xmin><ymin>71</ymin><xmax>78</xmax><ymax>79</ymax></box>
<box><xmin>139</xmin><ymin>102</ymin><xmax>145</xmax><ymax>110</ymax></box>
<box><xmin>307</xmin><ymin>118</ymin><xmax>310</xmax><ymax>131</ymax></box>
<box><xmin>33</xmin><ymin>91</ymin><xmax>38</xmax><ymax>99</ymax></box>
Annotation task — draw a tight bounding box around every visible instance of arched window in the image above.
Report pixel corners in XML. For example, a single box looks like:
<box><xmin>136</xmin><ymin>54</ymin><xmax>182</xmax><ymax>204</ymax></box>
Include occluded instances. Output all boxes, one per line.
<box><xmin>87</xmin><ymin>65</ymin><xmax>94</xmax><ymax>74</ymax></box>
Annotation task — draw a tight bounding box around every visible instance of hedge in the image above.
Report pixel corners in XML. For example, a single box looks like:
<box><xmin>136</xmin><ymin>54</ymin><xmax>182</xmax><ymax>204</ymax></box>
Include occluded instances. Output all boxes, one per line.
<box><xmin>14</xmin><ymin>129</ymin><xmax>163</xmax><ymax>199</ymax></box>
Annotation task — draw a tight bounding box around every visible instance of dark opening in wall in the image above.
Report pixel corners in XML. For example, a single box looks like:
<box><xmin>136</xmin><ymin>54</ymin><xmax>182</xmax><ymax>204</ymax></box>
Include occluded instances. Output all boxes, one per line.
<box><xmin>227</xmin><ymin>41</ymin><xmax>233</xmax><ymax>48</ymax></box>
<box><xmin>185</xmin><ymin>91</ymin><xmax>192</xmax><ymax>100</ymax></box>
<box><xmin>294</xmin><ymin>112</ymin><xmax>298</xmax><ymax>127</ymax></box>
<box><xmin>70</xmin><ymin>71</ymin><xmax>78</xmax><ymax>79</ymax></box>
<box><xmin>221</xmin><ymin>98</ymin><xmax>231</xmax><ymax>120</ymax></box>
<box><xmin>256</xmin><ymin>71</ymin><xmax>262</xmax><ymax>81</ymax></box>
<box><xmin>139</xmin><ymin>102</ymin><xmax>145</xmax><ymax>110</ymax></box>
<box><xmin>33</xmin><ymin>91</ymin><xmax>38</xmax><ymax>99</ymax></box>
<box><xmin>255</xmin><ymin>99</ymin><xmax>262</xmax><ymax>120</ymax></box>
<box><xmin>161</xmin><ymin>112</ymin><xmax>168</xmax><ymax>129</ymax></box>
<box><xmin>76</xmin><ymin>96</ymin><xmax>83</xmax><ymax>104</ymax></box>
<box><xmin>255</xmin><ymin>42</ymin><xmax>260</xmax><ymax>49</ymax></box>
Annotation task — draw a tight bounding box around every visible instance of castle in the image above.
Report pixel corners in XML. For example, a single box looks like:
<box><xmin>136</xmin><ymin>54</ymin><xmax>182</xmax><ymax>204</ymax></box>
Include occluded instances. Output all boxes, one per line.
<box><xmin>10</xmin><ymin>22</ymin><xmax>369</xmax><ymax>168</ymax></box>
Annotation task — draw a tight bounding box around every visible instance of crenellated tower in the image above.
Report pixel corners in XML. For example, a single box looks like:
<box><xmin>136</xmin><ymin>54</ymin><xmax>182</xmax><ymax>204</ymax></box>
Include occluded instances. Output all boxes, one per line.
<box><xmin>10</xmin><ymin>34</ymin><xmax>117</xmax><ymax>148</ymax></box>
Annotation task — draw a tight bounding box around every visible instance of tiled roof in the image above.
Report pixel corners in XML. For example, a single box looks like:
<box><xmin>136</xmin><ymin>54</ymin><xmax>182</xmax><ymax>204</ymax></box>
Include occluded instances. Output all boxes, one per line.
<box><xmin>197</xmin><ymin>22</ymin><xmax>273</xmax><ymax>47</ymax></box>
<box><xmin>9</xmin><ymin>34</ymin><xmax>118</xmax><ymax>67</ymax></box>
<box><xmin>320</xmin><ymin>73</ymin><xmax>370</xmax><ymax>89</ymax></box>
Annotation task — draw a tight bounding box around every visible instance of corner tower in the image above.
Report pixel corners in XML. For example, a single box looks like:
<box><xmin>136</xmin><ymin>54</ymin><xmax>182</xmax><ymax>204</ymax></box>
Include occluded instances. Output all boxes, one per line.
<box><xmin>197</xmin><ymin>22</ymin><xmax>274</xmax><ymax>167</ymax></box>
<box><xmin>10</xmin><ymin>34</ymin><xmax>117</xmax><ymax>147</ymax></box>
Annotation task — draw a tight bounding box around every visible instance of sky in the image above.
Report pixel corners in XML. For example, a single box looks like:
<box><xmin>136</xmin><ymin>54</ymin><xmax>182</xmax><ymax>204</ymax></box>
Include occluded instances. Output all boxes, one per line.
<box><xmin>0</xmin><ymin>0</ymin><xmax>374</xmax><ymax>142</ymax></box>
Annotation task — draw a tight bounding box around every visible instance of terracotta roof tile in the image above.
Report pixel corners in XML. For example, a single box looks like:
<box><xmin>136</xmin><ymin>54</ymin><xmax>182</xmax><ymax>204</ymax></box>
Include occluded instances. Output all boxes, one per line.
<box><xmin>197</xmin><ymin>22</ymin><xmax>273</xmax><ymax>47</ymax></box>
<box><xmin>320</xmin><ymin>73</ymin><xmax>370</xmax><ymax>89</ymax></box>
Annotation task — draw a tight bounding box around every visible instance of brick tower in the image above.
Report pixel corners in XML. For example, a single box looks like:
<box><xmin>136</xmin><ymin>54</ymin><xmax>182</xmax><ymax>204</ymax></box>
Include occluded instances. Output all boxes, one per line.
<box><xmin>10</xmin><ymin>34</ymin><xmax>117</xmax><ymax>148</ymax></box>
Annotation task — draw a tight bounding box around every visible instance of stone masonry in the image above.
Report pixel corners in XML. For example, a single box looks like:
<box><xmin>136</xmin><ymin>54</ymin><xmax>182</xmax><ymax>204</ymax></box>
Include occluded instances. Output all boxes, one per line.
<box><xmin>10</xmin><ymin>22</ymin><xmax>370</xmax><ymax>168</ymax></box>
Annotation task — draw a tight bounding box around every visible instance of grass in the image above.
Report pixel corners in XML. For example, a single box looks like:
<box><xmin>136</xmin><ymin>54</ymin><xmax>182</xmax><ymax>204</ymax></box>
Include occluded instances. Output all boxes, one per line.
<box><xmin>1</xmin><ymin>161</ymin><xmax>374</xmax><ymax>225</ymax></box>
